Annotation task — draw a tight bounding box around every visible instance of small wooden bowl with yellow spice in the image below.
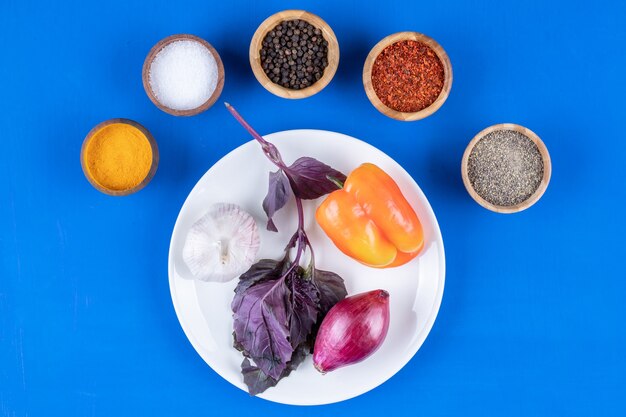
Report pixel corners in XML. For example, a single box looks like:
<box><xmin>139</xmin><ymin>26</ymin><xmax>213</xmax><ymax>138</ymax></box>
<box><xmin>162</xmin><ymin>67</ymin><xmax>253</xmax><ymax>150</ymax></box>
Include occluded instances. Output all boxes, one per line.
<box><xmin>81</xmin><ymin>119</ymin><xmax>159</xmax><ymax>196</ymax></box>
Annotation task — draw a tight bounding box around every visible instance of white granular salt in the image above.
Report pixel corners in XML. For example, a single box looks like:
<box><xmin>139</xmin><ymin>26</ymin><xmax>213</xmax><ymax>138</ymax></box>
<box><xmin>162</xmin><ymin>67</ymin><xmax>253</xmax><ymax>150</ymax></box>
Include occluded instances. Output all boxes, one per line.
<box><xmin>149</xmin><ymin>40</ymin><xmax>218</xmax><ymax>111</ymax></box>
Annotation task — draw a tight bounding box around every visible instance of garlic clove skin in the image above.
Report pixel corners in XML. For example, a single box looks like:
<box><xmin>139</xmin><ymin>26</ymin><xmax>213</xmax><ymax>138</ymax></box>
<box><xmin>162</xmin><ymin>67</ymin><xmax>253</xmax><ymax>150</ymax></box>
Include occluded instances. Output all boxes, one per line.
<box><xmin>182</xmin><ymin>203</ymin><xmax>260</xmax><ymax>283</ymax></box>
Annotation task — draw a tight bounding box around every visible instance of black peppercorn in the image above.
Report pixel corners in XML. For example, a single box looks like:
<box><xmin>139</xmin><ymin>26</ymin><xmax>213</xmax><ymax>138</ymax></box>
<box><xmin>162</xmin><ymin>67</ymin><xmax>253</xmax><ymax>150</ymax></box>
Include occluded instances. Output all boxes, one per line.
<box><xmin>259</xmin><ymin>19</ymin><xmax>329</xmax><ymax>90</ymax></box>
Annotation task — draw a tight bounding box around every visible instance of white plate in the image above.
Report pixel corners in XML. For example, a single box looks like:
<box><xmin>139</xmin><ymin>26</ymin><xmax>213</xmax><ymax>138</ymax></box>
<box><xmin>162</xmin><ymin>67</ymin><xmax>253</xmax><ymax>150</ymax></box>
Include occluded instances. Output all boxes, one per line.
<box><xmin>168</xmin><ymin>130</ymin><xmax>445</xmax><ymax>405</ymax></box>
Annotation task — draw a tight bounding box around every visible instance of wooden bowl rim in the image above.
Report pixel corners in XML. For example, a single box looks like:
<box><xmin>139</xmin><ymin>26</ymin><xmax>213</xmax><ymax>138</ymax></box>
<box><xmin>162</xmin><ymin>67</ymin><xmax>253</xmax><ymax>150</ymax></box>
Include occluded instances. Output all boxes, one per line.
<box><xmin>249</xmin><ymin>10</ymin><xmax>340</xmax><ymax>99</ymax></box>
<box><xmin>461</xmin><ymin>123</ymin><xmax>552</xmax><ymax>213</ymax></box>
<box><xmin>81</xmin><ymin>118</ymin><xmax>159</xmax><ymax>196</ymax></box>
<box><xmin>362</xmin><ymin>31</ymin><xmax>453</xmax><ymax>121</ymax></box>
<box><xmin>142</xmin><ymin>34</ymin><xmax>225</xmax><ymax>116</ymax></box>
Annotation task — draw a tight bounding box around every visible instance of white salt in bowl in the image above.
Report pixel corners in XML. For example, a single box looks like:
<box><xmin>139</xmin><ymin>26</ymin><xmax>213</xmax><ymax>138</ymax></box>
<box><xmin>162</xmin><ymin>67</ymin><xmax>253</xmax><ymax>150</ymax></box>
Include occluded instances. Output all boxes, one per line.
<box><xmin>143</xmin><ymin>34</ymin><xmax>225</xmax><ymax>116</ymax></box>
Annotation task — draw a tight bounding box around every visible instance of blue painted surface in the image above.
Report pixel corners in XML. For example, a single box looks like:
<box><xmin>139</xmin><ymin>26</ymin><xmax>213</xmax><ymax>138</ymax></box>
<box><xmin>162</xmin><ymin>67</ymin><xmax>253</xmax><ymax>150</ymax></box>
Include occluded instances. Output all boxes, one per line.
<box><xmin>1</xmin><ymin>0</ymin><xmax>625</xmax><ymax>415</ymax></box>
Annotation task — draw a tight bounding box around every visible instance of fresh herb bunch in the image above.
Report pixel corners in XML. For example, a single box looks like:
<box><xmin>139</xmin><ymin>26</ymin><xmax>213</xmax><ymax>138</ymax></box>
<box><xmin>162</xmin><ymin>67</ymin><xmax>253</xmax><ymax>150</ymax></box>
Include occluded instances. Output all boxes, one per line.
<box><xmin>226</xmin><ymin>103</ymin><xmax>348</xmax><ymax>395</ymax></box>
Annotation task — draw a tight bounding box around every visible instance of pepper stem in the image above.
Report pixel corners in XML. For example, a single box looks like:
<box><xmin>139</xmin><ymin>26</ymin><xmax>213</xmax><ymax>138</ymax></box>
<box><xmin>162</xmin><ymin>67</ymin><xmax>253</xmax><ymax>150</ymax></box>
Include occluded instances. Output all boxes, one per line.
<box><xmin>327</xmin><ymin>175</ymin><xmax>345</xmax><ymax>190</ymax></box>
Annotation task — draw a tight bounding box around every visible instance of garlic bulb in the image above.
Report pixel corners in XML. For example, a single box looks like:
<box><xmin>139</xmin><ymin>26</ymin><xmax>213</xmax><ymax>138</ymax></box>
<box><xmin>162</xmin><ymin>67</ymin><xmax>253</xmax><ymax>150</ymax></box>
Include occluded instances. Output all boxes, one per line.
<box><xmin>182</xmin><ymin>203</ymin><xmax>260</xmax><ymax>283</ymax></box>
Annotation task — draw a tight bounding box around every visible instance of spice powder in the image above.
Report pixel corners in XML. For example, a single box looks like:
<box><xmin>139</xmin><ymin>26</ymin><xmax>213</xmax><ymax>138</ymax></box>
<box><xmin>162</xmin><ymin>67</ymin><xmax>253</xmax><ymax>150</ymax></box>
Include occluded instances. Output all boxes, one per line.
<box><xmin>467</xmin><ymin>130</ymin><xmax>544</xmax><ymax>207</ymax></box>
<box><xmin>84</xmin><ymin>123</ymin><xmax>153</xmax><ymax>191</ymax></box>
<box><xmin>371</xmin><ymin>40</ymin><xmax>445</xmax><ymax>113</ymax></box>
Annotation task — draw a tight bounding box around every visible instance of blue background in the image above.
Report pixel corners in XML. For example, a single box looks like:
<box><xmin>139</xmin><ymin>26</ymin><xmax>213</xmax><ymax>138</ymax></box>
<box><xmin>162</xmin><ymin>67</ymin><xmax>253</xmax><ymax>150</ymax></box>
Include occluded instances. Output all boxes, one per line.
<box><xmin>1</xmin><ymin>0</ymin><xmax>625</xmax><ymax>415</ymax></box>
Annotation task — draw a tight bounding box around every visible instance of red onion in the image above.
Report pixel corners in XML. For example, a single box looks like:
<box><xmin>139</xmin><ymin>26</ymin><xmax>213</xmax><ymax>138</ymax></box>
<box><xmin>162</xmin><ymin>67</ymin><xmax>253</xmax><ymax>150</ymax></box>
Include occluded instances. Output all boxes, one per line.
<box><xmin>313</xmin><ymin>289</ymin><xmax>390</xmax><ymax>373</ymax></box>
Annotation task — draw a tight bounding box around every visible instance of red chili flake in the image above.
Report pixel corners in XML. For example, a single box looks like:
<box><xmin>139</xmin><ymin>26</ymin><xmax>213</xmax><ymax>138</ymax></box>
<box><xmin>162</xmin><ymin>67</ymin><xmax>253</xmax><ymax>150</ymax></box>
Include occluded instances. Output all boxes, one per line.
<box><xmin>371</xmin><ymin>40</ymin><xmax>445</xmax><ymax>113</ymax></box>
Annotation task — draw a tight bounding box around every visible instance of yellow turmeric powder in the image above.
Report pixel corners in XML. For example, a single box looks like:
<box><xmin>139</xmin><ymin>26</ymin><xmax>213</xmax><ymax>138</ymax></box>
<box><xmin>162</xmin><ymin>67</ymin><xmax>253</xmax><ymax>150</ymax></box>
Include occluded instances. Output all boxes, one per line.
<box><xmin>83</xmin><ymin>122</ymin><xmax>153</xmax><ymax>192</ymax></box>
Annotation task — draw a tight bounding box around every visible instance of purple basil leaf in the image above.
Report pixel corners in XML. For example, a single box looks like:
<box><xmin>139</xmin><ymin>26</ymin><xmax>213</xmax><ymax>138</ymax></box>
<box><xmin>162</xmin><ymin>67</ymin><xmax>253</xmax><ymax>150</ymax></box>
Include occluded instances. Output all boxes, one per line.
<box><xmin>313</xmin><ymin>269</ymin><xmax>348</xmax><ymax>315</ymax></box>
<box><xmin>285</xmin><ymin>157</ymin><xmax>346</xmax><ymax>199</ymax></box>
<box><xmin>287</xmin><ymin>343</ymin><xmax>310</xmax><ymax>368</ymax></box>
<box><xmin>262</xmin><ymin>170</ymin><xmax>291</xmax><ymax>232</ymax></box>
<box><xmin>240</xmin><ymin>344</ymin><xmax>309</xmax><ymax>395</ymax></box>
<box><xmin>285</xmin><ymin>268</ymin><xmax>319</xmax><ymax>349</ymax></box>
<box><xmin>233</xmin><ymin>259</ymin><xmax>285</xmax><ymax>353</ymax></box>
<box><xmin>234</xmin><ymin>258</ymin><xmax>286</xmax><ymax>295</ymax></box>
<box><xmin>233</xmin><ymin>333</ymin><xmax>245</xmax><ymax>353</ymax></box>
<box><xmin>232</xmin><ymin>279</ymin><xmax>292</xmax><ymax>380</ymax></box>
<box><xmin>241</xmin><ymin>358</ymin><xmax>278</xmax><ymax>396</ymax></box>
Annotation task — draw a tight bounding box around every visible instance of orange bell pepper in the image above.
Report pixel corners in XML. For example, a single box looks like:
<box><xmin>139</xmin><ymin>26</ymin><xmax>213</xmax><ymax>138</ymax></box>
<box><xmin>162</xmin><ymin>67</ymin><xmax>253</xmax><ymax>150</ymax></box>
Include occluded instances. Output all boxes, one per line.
<box><xmin>316</xmin><ymin>163</ymin><xmax>424</xmax><ymax>268</ymax></box>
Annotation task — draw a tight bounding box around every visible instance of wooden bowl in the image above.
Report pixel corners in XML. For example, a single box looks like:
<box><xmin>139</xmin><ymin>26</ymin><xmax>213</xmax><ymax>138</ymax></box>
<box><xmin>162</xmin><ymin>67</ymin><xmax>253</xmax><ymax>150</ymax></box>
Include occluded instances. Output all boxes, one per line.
<box><xmin>142</xmin><ymin>34</ymin><xmax>225</xmax><ymax>116</ymax></box>
<box><xmin>249</xmin><ymin>10</ymin><xmax>339</xmax><ymax>99</ymax></box>
<box><xmin>81</xmin><ymin>118</ymin><xmax>159</xmax><ymax>196</ymax></box>
<box><xmin>363</xmin><ymin>32</ymin><xmax>453</xmax><ymax>121</ymax></box>
<box><xmin>461</xmin><ymin>123</ymin><xmax>551</xmax><ymax>213</ymax></box>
